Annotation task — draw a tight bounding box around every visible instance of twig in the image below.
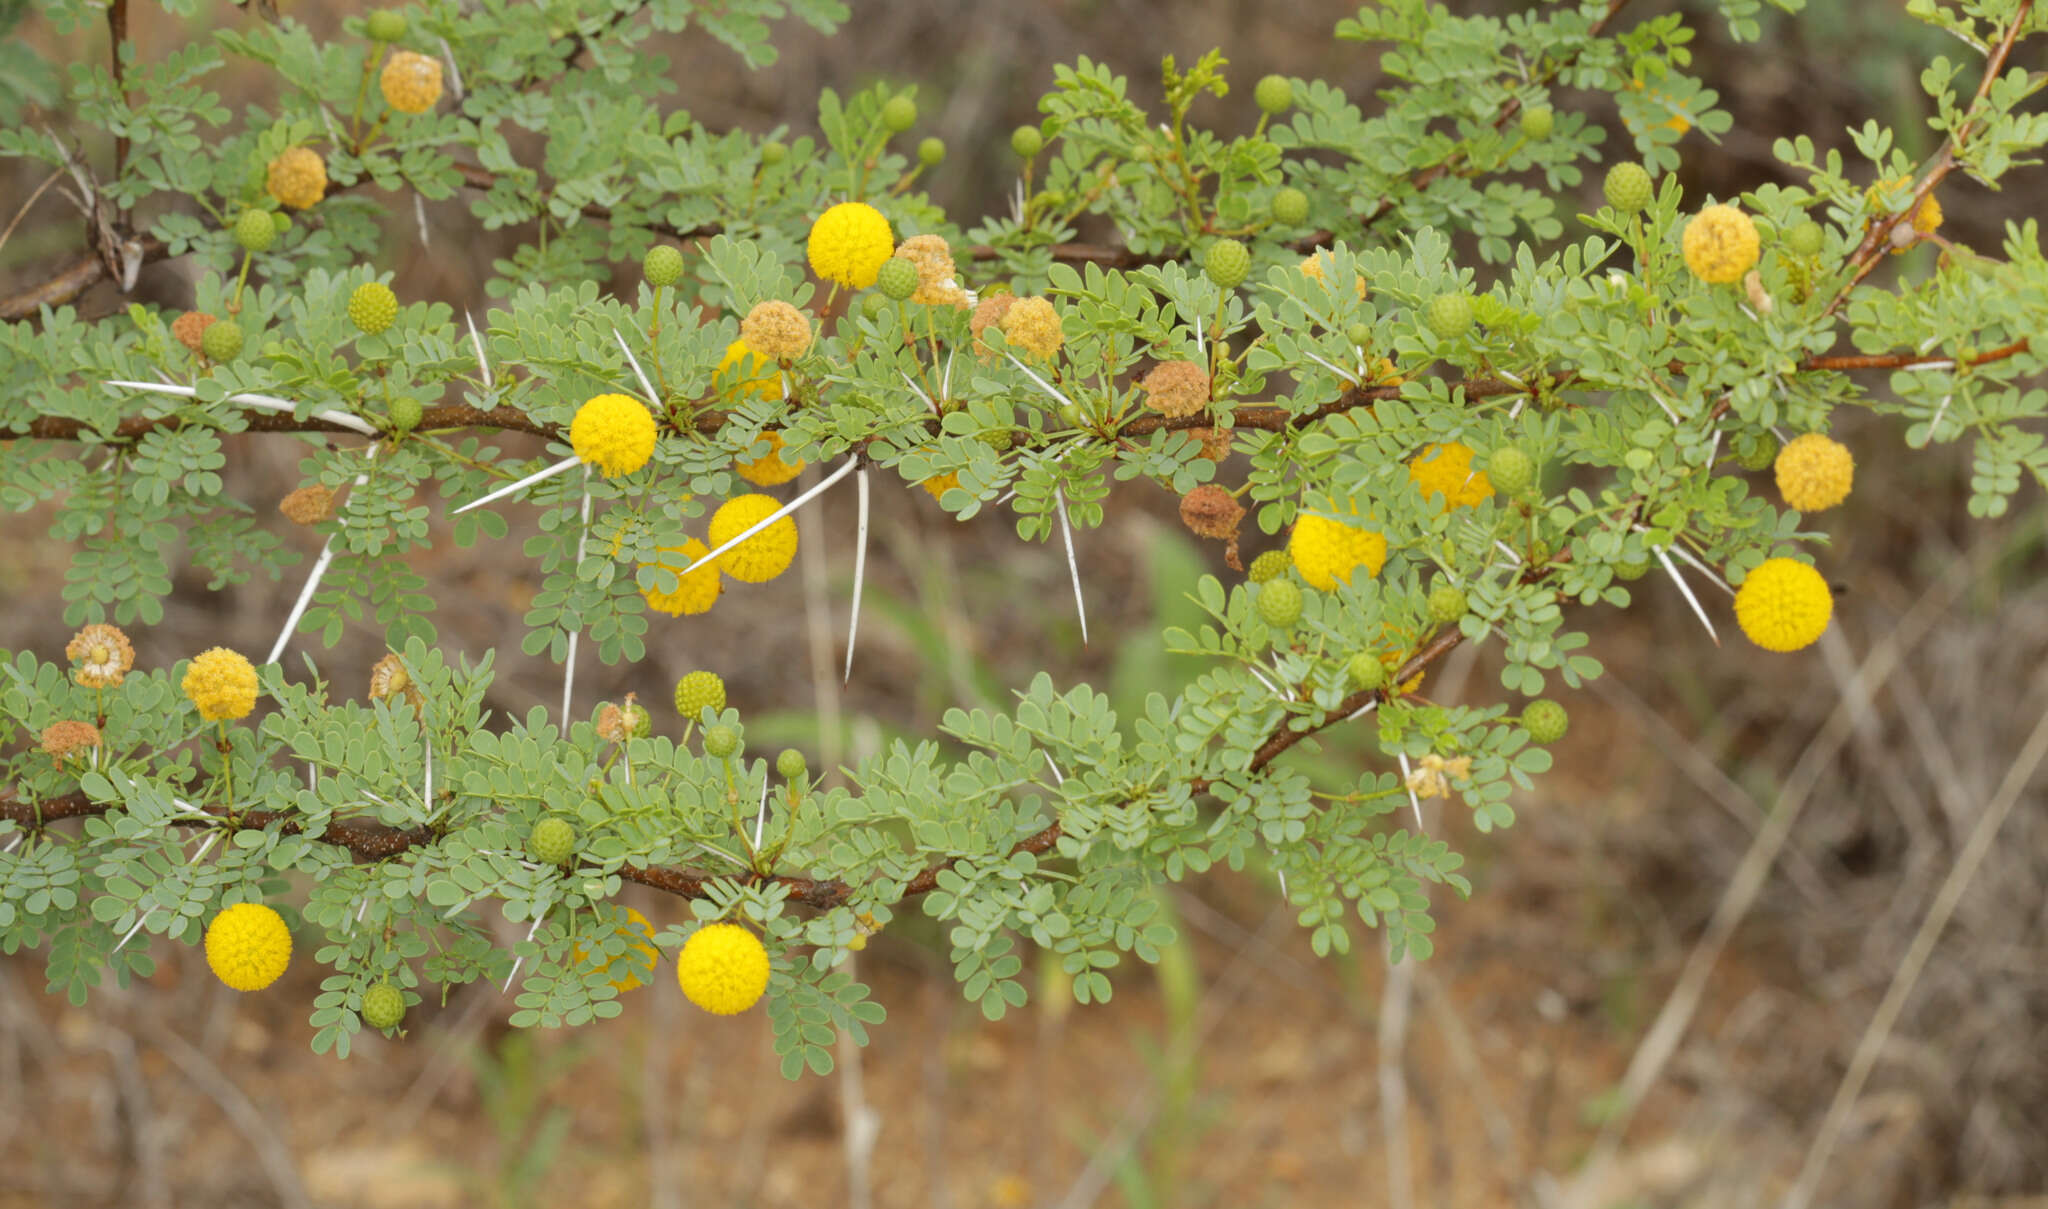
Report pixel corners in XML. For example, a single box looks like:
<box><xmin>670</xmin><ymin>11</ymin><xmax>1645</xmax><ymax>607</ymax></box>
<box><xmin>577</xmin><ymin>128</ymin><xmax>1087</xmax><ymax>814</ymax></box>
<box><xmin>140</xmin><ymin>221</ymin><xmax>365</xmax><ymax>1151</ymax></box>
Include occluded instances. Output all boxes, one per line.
<box><xmin>143</xmin><ymin>1022</ymin><xmax>314</xmax><ymax>1209</ymax></box>
<box><xmin>1783</xmin><ymin>684</ymin><xmax>2048</xmax><ymax>1209</ymax></box>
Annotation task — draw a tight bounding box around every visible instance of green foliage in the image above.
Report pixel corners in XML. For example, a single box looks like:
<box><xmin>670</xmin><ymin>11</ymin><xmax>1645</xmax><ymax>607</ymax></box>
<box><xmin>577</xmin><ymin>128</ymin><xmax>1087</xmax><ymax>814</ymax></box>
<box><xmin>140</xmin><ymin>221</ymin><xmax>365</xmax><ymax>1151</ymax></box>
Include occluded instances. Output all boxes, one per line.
<box><xmin>2</xmin><ymin>0</ymin><xmax>2045</xmax><ymax>1075</ymax></box>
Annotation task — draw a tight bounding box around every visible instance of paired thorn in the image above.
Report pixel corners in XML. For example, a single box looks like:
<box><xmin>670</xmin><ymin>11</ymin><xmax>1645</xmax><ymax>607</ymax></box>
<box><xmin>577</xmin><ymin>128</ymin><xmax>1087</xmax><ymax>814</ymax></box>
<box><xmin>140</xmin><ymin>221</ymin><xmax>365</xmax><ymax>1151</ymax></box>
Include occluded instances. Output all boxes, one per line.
<box><xmin>105</xmin><ymin>380</ymin><xmax>379</xmax><ymax>437</ymax></box>
<box><xmin>1652</xmin><ymin>544</ymin><xmax>1721</xmax><ymax>646</ymax></box>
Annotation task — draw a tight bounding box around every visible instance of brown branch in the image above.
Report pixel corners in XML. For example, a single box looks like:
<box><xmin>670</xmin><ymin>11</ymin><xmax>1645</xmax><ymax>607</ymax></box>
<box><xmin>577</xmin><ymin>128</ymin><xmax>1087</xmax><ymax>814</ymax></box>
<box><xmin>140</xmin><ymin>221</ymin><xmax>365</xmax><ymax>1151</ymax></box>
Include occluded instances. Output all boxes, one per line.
<box><xmin>1823</xmin><ymin>0</ymin><xmax>2035</xmax><ymax>318</ymax></box>
<box><xmin>0</xmin><ymin>235</ymin><xmax>166</xmax><ymax>323</ymax></box>
<box><xmin>0</xmin><ymin>604</ymin><xmax>1487</xmax><ymax>916</ymax></box>
<box><xmin>109</xmin><ymin>0</ymin><xmax>131</xmax><ymax>185</ymax></box>
<box><xmin>1801</xmin><ymin>337</ymin><xmax>2030</xmax><ymax>374</ymax></box>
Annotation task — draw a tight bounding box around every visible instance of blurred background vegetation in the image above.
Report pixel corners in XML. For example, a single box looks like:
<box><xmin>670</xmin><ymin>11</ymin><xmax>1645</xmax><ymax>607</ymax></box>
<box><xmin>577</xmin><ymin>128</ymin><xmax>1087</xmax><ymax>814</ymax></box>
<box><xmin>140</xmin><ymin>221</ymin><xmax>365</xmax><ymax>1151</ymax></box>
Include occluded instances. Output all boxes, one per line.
<box><xmin>3</xmin><ymin>1</ymin><xmax>2045</xmax><ymax>1206</ymax></box>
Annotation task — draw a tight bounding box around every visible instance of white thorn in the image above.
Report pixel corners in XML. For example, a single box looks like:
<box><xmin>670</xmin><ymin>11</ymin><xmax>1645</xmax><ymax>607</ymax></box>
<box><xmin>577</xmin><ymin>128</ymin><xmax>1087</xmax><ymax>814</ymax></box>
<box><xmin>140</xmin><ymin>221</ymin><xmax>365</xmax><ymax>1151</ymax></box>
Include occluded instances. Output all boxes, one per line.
<box><xmin>452</xmin><ymin>453</ymin><xmax>577</xmax><ymax>515</ymax></box>
<box><xmin>695</xmin><ymin>842</ymin><xmax>750</xmax><ymax>870</ymax></box>
<box><xmin>1002</xmin><ymin>350</ymin><xmax>1078</xmax><ymax>412</ymax></box>
<box><xmin>1055</xmin><ymin>483</ymin><xmax>1087</xmax><ymax>644</ymax></box>
<box><xmin>1900</xmin><ymin>359</ymin><xmax>1956</xmax><ymax>373</ymax></box>
<box><xmin>104</xmin><ymin>380</ymin><xmax>379</xmax><ymax>437</ymax></box>
<box><xmin>1344</xmin><ymin>697</ymin><xmax>1381</xmax><ymax>723</ymax></box>
<box><xmin>421</xmin><ymin>737</ymin><xmax>434</xmax><ymax>813</ymax></box>
<box><xmin>1043</xmin><ymin>750</ymin><xmax>1065</xmax><ymax>785</ymax></box>
<box><xmin>845</xmin><ymin>467</ymin><xmax>870</xmax><ymax>682</ymax></box>
<box><xmin>501</xmin><ymin>915</ymin><xmax>547</xmax><ymax>993</ymax></box>
<box><xmin>1927</xmin><ymin>391</ymin><xmax>1954</xmax><ymax>437</ymax></box>
<box><xmin>438</xmin><ymin>37</ymin><xmax>464</xmax><ymax>100</ymax></box>
<box><xmin>113</xmin><ymin>911</ymin><xmax>152</xmax><ymax>954</ymax></box>
<box><xmin>561</xmin><ymin>468</ymin><xmax>592</xmax><ymax>728</ymax></box>
<box><xmin>941</xmin><ymin>348</ymin><xmax>957</xmax><ymax>400</ymax></box>
<box><xmin>270</xmin><ymin>446</ymin><xmax>381</xmax><ymax>666</ymax></box>
<box><xmin>1653</xmin><ymin>545</ymin><xmax>1721</xmax><ymax>646</ymax></box>
<box><xmin>681</xmin><ymin>456</ymin><xmax>857</xmax><ymax>576</ymax></box>
<box><xmin>465</xmin><ymin>310</ymin><xmax>492</xmax><ymax>389</ymax></box>
<box><xmin>1396</xmin><ymin>752</ymin><xmax>1424</xmax><ymax>831</ymax></box>
<box><xmin>1508</xmin><ymin>399</ymin><xmax>1525</xmax><ymax>421</ymax></box>
<box><xmin>1245</xmin><ymin>661</ymin><xmax>1280</xmax><ymax>695</ymax></box>
<box><xmin>1298</xmin><ymin>347</ymin><xmax>1356</xmax><ymax>383</ymax></box>
<box><xmin>1493</xmin><ymin>539</ymin><xmax>1524</xmax><ymax>565</ymax></box>
<box><xmin>413</xmin><ymin>193</ymin><xmax>429</xmax><ymax>248</ymax></box>
<box><xmin>898</xmin><ymin>369</ymin><xmax>935</xmax><ymax>414</ymax></box>
<box><xmin>612</xmin><ymin>326</ymin><xmax>659</xmax><ymax>405</ymax></box>
<box><xmin>753</xmin><ymin>773</ymin><xmax>769</xmax><ymax>849</ymax></box>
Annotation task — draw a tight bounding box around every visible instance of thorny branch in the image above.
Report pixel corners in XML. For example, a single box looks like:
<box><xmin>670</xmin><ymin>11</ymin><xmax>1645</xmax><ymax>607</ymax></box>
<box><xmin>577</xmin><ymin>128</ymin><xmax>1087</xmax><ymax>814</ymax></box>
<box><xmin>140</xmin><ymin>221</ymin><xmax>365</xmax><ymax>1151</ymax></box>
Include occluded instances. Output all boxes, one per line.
<box><xmin>0</xmin><ymin>0</ymin><xmax>1642</xmax><ymax>320</ymax></box>
<box><xmin>0</xmin><ymin>615</ymin><xmax>1475</xmax><ymax>914</ymax></box>
<box><xmin>5</xmin><ymin>339</ymin><xmax>2026</xmax><ymax>447</ymax></box>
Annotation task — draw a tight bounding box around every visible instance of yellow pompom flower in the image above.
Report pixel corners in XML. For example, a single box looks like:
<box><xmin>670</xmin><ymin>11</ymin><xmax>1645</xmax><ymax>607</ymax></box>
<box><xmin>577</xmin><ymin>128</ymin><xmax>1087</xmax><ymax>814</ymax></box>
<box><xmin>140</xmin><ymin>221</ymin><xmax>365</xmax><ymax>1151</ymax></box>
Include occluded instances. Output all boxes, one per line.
<box><xmin>641</xmin><ymin>538</ymin><xmax>723</xmax><ymax>616</ymax></box>
<box><xmin>1000</xmin><ymin>296</ymin><xmax>1064</xmax><ymax>359</ymax></box>
<box><xmin>806</xmin><ymin>201</ymin><xmax>894</xmax><ymax>289</ymax></box>
<box><xmin>921</xmin><ymin>471</ymin><xmax>961</xmax><ymax>501</ymax></box>
<box><xmin>1734</xmin><ymin>557</ymin><xmax>1833</xmax><ymax>652</ymax></box>
<box><xmin>708</xmin><ymin>493</ymin><xmax>798</xmax><ymax>583</ymax></box>
<box><xmin>572</xmin><ymin>907</ymin><xmax>660</xmax><ymax>993</ymax></box>
<box><xmin>569</xmin><ymin>393</ymin><xmax>657</xmax><ymax>477</ymax></box>
<box><xmin>183</xmin><ymin>647</ymin><xmax>260</xmax><ymax>721</ymax></box>
<box><xmin>676</xmin><ymin>922</ymin><xmax>771</xmax><ymax>1015</ymax></box>
<box><xmin>1681</xmin><ymin>203</ymin><xmax>1761</xmax><ymax>285</ymax></box>
<box><xmin>716</xmin><ymin>340</ymin><xmax>783</xmax><ymax>401</ymax></box>
<box><xmin>1408</xmin><ymin>442</ymin><xmax>1494</xmax><ymax>511</ymax></box>
<box><xmin>1297</xmin><ymin>252</ymin><xmax>1368</xmax><ymax>298</ymax></box>
<box><xmin>379</xmin><ymin>49</ymin><xmax>443</xmax><ymax>115</ymax></box>
<box><xmin>1288</xmin><ymin>502</ymin><xmax>1388</xmax><ymax>591</ymax></box>
<box><xmin>1773</xmin><ymin>432</ymin><xmax>1854</xmax><ymax>512</ymax></box>
<box><xmin>1868</xmin><ymin>176</ymin><xmax>1942</xmax><ymax>238</ymax></box>
<box><xmin>734</xmin><ymin>430</ymin><xmax>805</xmax><ymax>486</ymax></box>
<box><xmin>204</xmin><ymin>902</ymin><xmax>292</xmax><ymax>992</ymax></box>
<box><xmin>265</xmin><ymin>146</ymin><xmax>327</xmax><ymax>210</ymax></box>
<box><xmin>739</xmin><ymin>300</ymin><xmax>812</xmax><ymax>361</ymax></box>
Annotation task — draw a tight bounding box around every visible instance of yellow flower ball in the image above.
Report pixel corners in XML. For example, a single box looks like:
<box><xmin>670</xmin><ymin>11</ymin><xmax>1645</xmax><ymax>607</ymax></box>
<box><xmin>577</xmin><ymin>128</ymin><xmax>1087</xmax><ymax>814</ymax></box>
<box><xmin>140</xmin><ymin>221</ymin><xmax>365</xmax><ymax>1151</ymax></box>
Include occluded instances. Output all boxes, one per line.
<box><xmin>1773</xmin><ymin>432</ymin><xmax>1854</xmax><ymax>512</ymax></box>
<box><xmin>1734</xmin><ymin>557</ymin><xmax>1833</xmax><ymax>652</ymax></box>
<box><xmin>734</xmin><ymin>430</ymin><xmax>805</xmax><ymax>487</ymax></box>
<box><xmin>569</xmin><ymin>392</ymin><xmax>657</xmax><ymax>477</ymax></box>
<box><xmin>265</xmin><ymin>146</ymin><xmax>327</xmax><ymax>211</ymax></box>
<box><xmin>205</xmin><ymin>902</ymin><xmax>292</xmax><ymax>992</ymax></box>
<box><xmin>715</xmin><ymin>340</ymin><xmax>783</xmax><ymax>401</ymax></box>
<box><xmin>1868</xmin><ymin>176</ymin><xmax>1942</xmax><ymax>238</ymax></box>
<box><xmin>921</xmin><ymin>471</ymin><xmax>961</xmax><ymax>501</ymax></box>
<box><xmin>708</xmin><ymin>493</ymin><xmax>798</xmax><ymax>583</ymax></box>
<box><xmin>572</xmin><ymin>907</ymin><xmax>659</xmax><ymax>993</ymax></box>
<box><xmin>379</xmin><ymin>49</ymin><xmax>443</xmax><ymax>115</ymax></box>
<box><xmin>1288</xmin><ymin>503</ymin><xmax>1387</xmax><ymax>591</ymax></box>
<box><xmin>999</xmin><ymin>296</ymin><xmax>1064</xmax><ymax>360</ymax></box>
<box><xmin>806</xmin><ymin>201</ymin><xmax>894</xmax><ymax>289</ymax></box>
<box><xmin>1408</xmin><ymin>442</ymin><xmax>1494</xmax><ymax>511</ymax></box>
<box><xmin>641</xmin><ymin>537</ymin><xmax>723</xmax><ymax>616</ymax></box>
<box><xmin>676</xmin><ymin>922</ymin><xmax>771</xmax><ymax>1015</ymax></box>
<box><xmin>1681</xmin><ymin>203</ymin><xmax>1761</xmax><ymax>285</ymax></box>
<box><xmin>739</xmin><ymin>300</ymin><xmax>812</xmax><ymax>361</ymax></box>
<box><xmin>183</xmin><ymin>647</ymin><xmax>259</xmax><ymax>722</ymax></box>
